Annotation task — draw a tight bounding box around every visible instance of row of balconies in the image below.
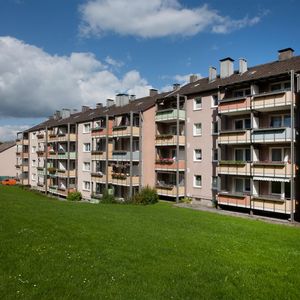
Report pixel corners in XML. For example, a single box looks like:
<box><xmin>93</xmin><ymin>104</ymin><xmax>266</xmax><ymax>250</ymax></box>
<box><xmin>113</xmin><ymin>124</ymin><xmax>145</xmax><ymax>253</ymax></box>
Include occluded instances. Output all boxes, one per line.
<box><xmin>218</xmin><ymin>127</ymin><xmax>294</xmax><ymax>144</ymax></box>
<box><xmin>218</xmin><ymin>161</ymin><xmax>295</xmax><ymax>177</ymax></box>
<box><xmin>92</xmin><ymin>126</ymin><xmax>140</xmax><ymax>137</ymax></box>
<box><xmin>218</xmin><ymin>90</ymin><xmax>294</xmax><ymax>114</ymax></box>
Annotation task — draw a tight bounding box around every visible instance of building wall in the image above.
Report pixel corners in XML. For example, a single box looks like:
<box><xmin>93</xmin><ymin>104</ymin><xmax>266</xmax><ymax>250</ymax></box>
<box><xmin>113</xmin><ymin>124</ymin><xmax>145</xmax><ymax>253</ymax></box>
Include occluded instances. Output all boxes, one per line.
<box><xmin>142</xmin><ymin>106</ymin><xmax>156</xmax><ymax>187</ymax></box>
<box><xmin>0</xmin><ymin>145</ymin><xmax>17</xmax><ymax>177</ymax></box>
<box><xmin>77</xmin><ymin>122</ymin><xmax>92</xmax><ymax>199</ymax></box>
<box><xmin>186</xmin><ymin>93</ymin><xmax>218</xmax><ymax>205</ymax></box>
<box><xmin>29</xmin><ymin>131</ymin><xmax>38</xmax><ymax>187</ymax></box>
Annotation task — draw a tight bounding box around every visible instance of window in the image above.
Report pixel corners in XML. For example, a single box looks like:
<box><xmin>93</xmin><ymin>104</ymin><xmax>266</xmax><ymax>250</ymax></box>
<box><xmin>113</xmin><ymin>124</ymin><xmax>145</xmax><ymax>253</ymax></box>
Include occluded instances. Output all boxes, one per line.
<box><xmin>235</xmin><ymin>148</ymin><xmax>251</xmax><ymax>161</ymax></box>
<box><xmin>193</xmin><ymin>123</ymin><xmax>202</xmax><ymax>136</ymax></box>
<box><xmin>83</xmin><ymin>181</ymin><xmax>91</xmax><ymax>191</ymax></box>
<box><xmin>212</xmin><ymin>149</ymin><xmax>218</xmax><ymax>161</ymax></box>
<box><xmin>194</xmin><ymin>97</ymin><xmax>202</xmax><ymax>110</ymax></box>
<box><xmin>235</xmin><ymin>178</ymin><xmax>250</xmax><ymax>193</ymax></box>
<box><xmin>235</xmin><ymin>118</ymin><xmax>250</xmax><ymax>130</ymax></box>
<box><xmin>270</xmin><ymin>83</ymin><xmax>282</xmax><ymax>92</ymax></box>
<box><xmin>212</xmin><ymin>95</ymin><xmax>218</xmax><ymax>107</ymax></box>
<box><xmin>233</xmin><ymin>88</ymin><xmax>251</xmax><ymax>98</ymax></box>
<box><xmin>83</xmin><ymin>143</ymin><xmax>91</xmax><ymax>152</ymax></box>
<box><xmin>270</xmin><ymin>81</ymin><xmax>290</xmax><ymax>92</ymax></box>
<box><xmin>271</xmin><ymin>148</ymin><xmax>282</xmax><ymax>162</ymax></box>
<box><xmin>194</xmin><ymin>149</ymin><xmax>202</xmax><ymax>161</ymax></box>
<box><xmin>270</xmin><ymin>115</ymin><xmax>291</xmax><ymax>128</ymax></box>
<box><xmin>83</xmin><ymin>123</ymin><xmax>91</xmax><ymax>133</ymax></box>
<box><xmin>271</xmin><ymin>182</ymin><xmax>281</xmax><ymax>195</ymax></box>
<box><xmin>212</xmin><ymin>122</ymin><xmax>218</xmax><ymax>134</ymax></box>
<box><xmin>270</xmin><ymin>116</ymin><xmax>282</xmax><ymax>128</ymax></box>
<box><xmin>83</xmin><ymin>162</ymin><xmax>90</xmax><ymax>171</ymax></box>
<box><xmin>32</xmin><ymin>160</ymin><xmax>36</xmax><ymax>167</ymax></box>
<box><xmin>194</xmin><ymin>175</ymin><xmax>202</xmax><ymax>188</ymax></box>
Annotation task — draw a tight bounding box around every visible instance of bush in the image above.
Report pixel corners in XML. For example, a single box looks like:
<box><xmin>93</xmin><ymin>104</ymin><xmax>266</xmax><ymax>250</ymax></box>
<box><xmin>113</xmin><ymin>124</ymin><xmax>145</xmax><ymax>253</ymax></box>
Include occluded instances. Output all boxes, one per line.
<box><xmin>132</xmin><ymin>186</ymin><xmax>159</xmax><ymax>205</ymax></box>
<box><xmin>180</xmin><ymin>197</ymin><xmax>192</xmax><ymax>204</ymax></box>
<box><xmin>101</xmin><ymin>189</ymin><xmax>117</xmax><ymax>204</ymax></box>
<box><xmin>67</xmin><ymin>191</ymin><xmax>82</xmax><ymax>201</ymax></box>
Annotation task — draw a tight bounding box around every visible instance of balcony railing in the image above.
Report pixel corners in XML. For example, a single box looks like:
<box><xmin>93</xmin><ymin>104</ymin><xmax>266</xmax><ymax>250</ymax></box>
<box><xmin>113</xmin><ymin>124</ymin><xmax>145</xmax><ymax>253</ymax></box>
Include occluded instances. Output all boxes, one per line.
<box><xmin>218</xmin><ymin>129</ymin><xmax>251</xmax><ymax>144</ymax></box>
<box><xmin>252</xmin><ymin>127</ymin><xmax>293</xmax><ymax>143</ymax></box>
<box><xmin>251</xmin><ymin>195</ymin><xmax>292</xmax><ymax>214</ymax></box>
<box><xmin>252</xmin><ymin>161</ymin><xmax>292</xmax><ymax>177</ymax></box>
<box><xmin>252</xmin><ymin>90</ymin><xmax>292</xmax><ymax>111</ymax></box>
<box><xmin>218</xmin><ymin>96</ymin><xmax>251</xmax><ymax>114</ymax></box>
<box><xmin>217</xmin><ymin>191</ymin><xmax>250</xmax><ymax>208</ymax></box>
<box><xmin>155</xmin><ymin>159</ymin><xmax>185</xmax><ymax>171</ymax></box>
<box><xmin>155</xmin><ymin>134</ymin><xmax>185</xmax><ymax>146</ymax></box>
<box><xmin>111</xmin><ymin>126</ymin><xmax>140</xmax><ymax>137</ymax></box>
<box><xmin>111</xmin><ymin>173</ymin><xmax>139</xmax><ymax>186</ymax></box>
<box><xmin>111</xmin><ymin>151</ymin><xmax>140</xmax><ymax>161</ymax></box>
<box><xmin>155</xmin><ymin>109</ymin><xmax>185</xmax><ymax>122</ymax></box>
<box><xmin>218</xmin><ymin>161</ymin><xmax>251</xmax><ymax>176</ymax></box>
<box><xmin>155</xmin><ymin>184</ymin><xmax>185</xmax><ymax>197</ymax></box>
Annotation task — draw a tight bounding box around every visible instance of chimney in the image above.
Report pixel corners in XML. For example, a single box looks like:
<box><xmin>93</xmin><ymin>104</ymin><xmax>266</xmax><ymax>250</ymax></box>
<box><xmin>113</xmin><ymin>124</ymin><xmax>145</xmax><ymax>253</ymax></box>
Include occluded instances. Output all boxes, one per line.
<box><xmin>130</xmin><ymin>95</ymin><xmax>136</xmax><ymax>101</ymax></box>
<box><xmin>189</xmin><ymin>74</ymin><xmax>198</xmax><ymax>83</ymax></box>
<box><xmin>81</xmin><ymin>106</ymin><xmax>90</xmax><ymax>112</ymax></box>
<box><xmin>220</xmin><ymin>57</ymin><xmax>234</xmax><ymax>79</ymax></box>
<box><xmin>209</xmin><ymin>67</ymin><xmax>217</xmax><ymax>82</ymax></box>
<box><xmin>278</xmin><ymin>48</ymin><xmax>294</xmax><ymax>61</ymax></box>
<box><xmin>173</xmin><ymin>83</ymin><xmax>180</xmax><ymax>91</ymax></box>
<box><xmin>54</xmin><ymin>110</ymin><xmax>61</xmax><ymax>120</ymax></box>
<box><xmin>61</xmin><ymin>108</ymin><xmax>71</xmax><ymax>119</ymax></box>
<box><xmin>115</xmin><ymin>93</ymin><xmax>130</xmax><ymax>107</ymax></box>
<box><xmin>96</xmin><ymin>103</ymin><xmax>103</xmax><ymax>109</ymax></box>
<box><xmin>239</xmin><ymin>58</ymin><xmax>247</xmax><ymax>74</ymax></box>
<box><xmin>149</xmin><ymin>88</ymin><xmax>158</xmax><ymax>97</ymax></box>
<box><xmin>106</xmin><ymin>99</ymin><xmax>114</xmax><ymax>107</ymax></box>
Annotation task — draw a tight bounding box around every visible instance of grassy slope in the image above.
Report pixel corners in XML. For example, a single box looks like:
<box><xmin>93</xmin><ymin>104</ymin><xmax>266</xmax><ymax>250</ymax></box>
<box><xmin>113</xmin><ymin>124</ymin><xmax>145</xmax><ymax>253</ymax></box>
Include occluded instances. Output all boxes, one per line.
<box><xmin>0</xmin><ymin>186</ymin><xmax>300</xmax><ymax>299</ymax></box>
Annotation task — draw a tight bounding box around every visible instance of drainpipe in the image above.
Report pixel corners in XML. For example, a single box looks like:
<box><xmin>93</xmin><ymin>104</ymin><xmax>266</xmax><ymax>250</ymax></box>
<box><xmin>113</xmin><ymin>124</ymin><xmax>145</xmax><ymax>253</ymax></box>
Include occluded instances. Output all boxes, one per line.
<box><xmin>139</xmin><ymin>111</ymin><xmax>143</xmax><ymax>191</ymax></box>
<box><xmin>290</xmin><ymin>70</ymin><xmax>295</xmax><ymax>222</ymax></box>
<box><xmin>45</xmin><ymin>126</ymin><xmax>48</xmax><ymax>194</ymax></box>
<box><xmin>176</xmin><ymin>93</ymin><xmax>180</xmax><ymax>203</ymax></box>
<box><xmin>67</xmin><ymin>123</ymin><xmax>70</xmax><ymax>193</ymax></box>
<box><xmin>129</xmin><ymin>111</ymin><xmax>133</xmax><ymax>199</ymax></box>
<box><xmin>184</xmin><ymin>95</ymin><xmax>187</xmax><ymax>198</ymax></box>
<box><xmin>105</xmin><ymin>115</ymin><xmax>109</xmax><ymax>190</ymax></box>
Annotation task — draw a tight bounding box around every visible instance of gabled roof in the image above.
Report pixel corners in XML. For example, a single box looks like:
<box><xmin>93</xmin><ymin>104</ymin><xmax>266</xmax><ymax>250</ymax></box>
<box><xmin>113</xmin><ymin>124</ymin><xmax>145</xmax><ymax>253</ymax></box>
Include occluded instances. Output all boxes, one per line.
<box><xmin>0</xmin><ymin>141</ymin><xmax>16</xmax><ymax>153</ymax></box>
<box><xmin>179</xmin><ymin>55</ymin><xmax>300</xmax><ymax>96</ymax></box>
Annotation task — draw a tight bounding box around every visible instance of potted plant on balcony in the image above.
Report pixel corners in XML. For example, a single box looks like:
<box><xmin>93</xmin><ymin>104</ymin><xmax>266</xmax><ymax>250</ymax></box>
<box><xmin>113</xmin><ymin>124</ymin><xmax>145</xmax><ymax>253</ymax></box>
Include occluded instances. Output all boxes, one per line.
<box><xmin>47</xmin><ymin>167</ymin><xmax>57</xmax><ymax>174</ymax></box>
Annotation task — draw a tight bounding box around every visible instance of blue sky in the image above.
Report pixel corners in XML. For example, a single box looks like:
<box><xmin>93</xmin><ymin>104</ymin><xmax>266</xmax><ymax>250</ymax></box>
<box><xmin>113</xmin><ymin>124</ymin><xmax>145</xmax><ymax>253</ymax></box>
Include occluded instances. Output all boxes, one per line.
<box><xmin>0</xmin><ymin>0</ymin><xmax>299</xmax><ymax>140</ymax></box>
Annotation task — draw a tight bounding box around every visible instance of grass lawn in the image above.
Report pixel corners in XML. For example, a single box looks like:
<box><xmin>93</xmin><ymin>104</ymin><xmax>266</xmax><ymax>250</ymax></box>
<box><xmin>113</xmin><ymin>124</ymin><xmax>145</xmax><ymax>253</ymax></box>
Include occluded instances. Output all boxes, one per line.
<box><xmin>0</xmin><ymin>186</ymin><xmax>300</xmax><ymax>299</ymax></box>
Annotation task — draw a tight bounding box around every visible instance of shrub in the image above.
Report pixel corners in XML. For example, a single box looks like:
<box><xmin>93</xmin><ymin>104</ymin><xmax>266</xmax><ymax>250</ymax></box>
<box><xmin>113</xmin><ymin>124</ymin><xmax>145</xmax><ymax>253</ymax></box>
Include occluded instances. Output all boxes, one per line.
<box><xmin>180</xmin><ymin>197</ymin><xmax>192</xmax><ymax>204</ymax></box>
<box><xmin>67</xmin><ymin>191</ymin><xmax>82</xmax><ymax>201</ymax></box>
<box><xmin>132</xmin><ymin>186</ymin><xmax>159</xmax><ymax>205</ymax></box>
<box><xmin>101</xmin><ymin>189</ymin><xmax>117</xmax><ymax>204</ymax></box>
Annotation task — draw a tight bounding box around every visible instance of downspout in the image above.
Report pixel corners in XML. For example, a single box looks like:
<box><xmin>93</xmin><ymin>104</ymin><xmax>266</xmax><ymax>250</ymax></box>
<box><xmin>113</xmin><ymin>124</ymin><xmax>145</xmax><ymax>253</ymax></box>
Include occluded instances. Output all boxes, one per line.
<box><xmin>139</xmin><ymin>111</ymin><xmax>143</xmax><ymax>191</ymax></box>
<box><xmin>290</xmin><ymin>70</ymin><xmax>295</xmax><ymax>222</ymax></box>
<box><xmin>176</xmin><ymin>93</ymin><xmax>180</xmax><ymax>203</ymax></box>
<box><xmin>129</xmin><ymin>111</ymin><xmax>133</xmax><ymax>199</ymax></box>
<box><xmin>45</xmin><ymin>126</ymin><xmax>48</xmax><ymax>194</ymax></box>
<box><xmin>105</xmin><ymin>115</ymin><xmax>109</xmax><ymax>190</ymax></box>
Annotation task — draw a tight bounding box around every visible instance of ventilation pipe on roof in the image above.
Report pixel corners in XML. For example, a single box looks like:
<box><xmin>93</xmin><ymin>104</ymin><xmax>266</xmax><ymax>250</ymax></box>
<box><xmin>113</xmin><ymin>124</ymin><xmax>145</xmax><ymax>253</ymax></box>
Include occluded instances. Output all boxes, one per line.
<box><xmin>278</xmin><ymin>48</ymin><xmax>294</xmax><ymax>61</ymax></box>
<box><xmin>209</xmin><ymin>66</ymin><xmax>217</xmax><ymax>82</ymax></box>
<box><xmin>96</xmin><ymin>103</ymin><xmax>103</xmax><ymax>109</ymax></box>
<box><xmin>61</xmin><ymin>108</ymin><xmax>71</xmax><ymax>119</ymax></box>
<box><xmin>220</xmin><ymin>57</ymin><xmax>234</xmax><ymax>78</ymax></box>
<box><xmin>129</xmin><ymin>95</ymin><xmax>136</xmax><ymax>101</ymax></box>
<box><xmin>239</xmin><ymin>58</ymin><xmax>247</xmax><ymax>74</ymax></box>
<box><xmin>81</xmin><ymin>106</ymin><xmax>90</xmax><ymax>112</ymax></box>
<box><xmin>106</xmin><ymin>99</ymin><xmax>114</xmax><ymax>107</ymax></box>
<box><xmin>115</xmin><ymin>93</ymin><xmax>130</xmax><ymax>107</ymax></box>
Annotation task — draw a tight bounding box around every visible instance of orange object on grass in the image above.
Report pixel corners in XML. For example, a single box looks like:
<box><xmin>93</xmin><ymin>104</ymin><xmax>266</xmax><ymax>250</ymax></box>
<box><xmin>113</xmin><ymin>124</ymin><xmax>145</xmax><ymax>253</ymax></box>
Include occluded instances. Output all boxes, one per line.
<box><xmin>1</xmin><ymin>178</ymin><xmax>17</xmax><ymax>185</ymax></box>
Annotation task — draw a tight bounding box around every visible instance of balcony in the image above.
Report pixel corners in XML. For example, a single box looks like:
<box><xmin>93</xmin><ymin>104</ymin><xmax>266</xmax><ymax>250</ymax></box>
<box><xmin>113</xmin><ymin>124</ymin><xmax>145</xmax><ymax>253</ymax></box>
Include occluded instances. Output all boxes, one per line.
<box><xmin>111</xmin><ymin>150</ymin><xmax>140</xmax><ymax>161</ymax></box>
<box><xmin>91</xmin><ymin>127</ymin><xmax>113</xmax><ymax>137</ymax></box>
<box><xmin>252</xmin><ymin>90</ymin><xmax>293</xmax><ymax>111</ymax></box>
<box><xmin>155</xmin><ymin>109</ymin><xmax>185</xmax><ymax>123</ymax></box>
<box><xmin>252</xmin><ymin>127</ymin><xmax>293</xmax><ymax>143</ymax></box>
<box><xmin>217</xmin><ymin>191</ymin><xmax>250</xmax><ymax>208</ymax></box>
<box><xmin>252</xmin><ymin>161</ymin><xmax>293</xmax><ymax>178</ymax></box>
<box><xmin>218</xmin><ymin>96</ymin><xmax>251</xmax><ymax>115</ymax></box>
<box><xmin>56</xmin><ymin>169</ymin><xmax>76</xmax><ymax>177</ymax></box>
<box><xmin>155</xmin><ymin>159</ymin><xmax>185</xmax><ymax>171</ymax></box>
<box><xmin>111</xmin><ymin>173</ymin><xmax>139</xmax><ymax>186</ymax></box>
<box><xmin>218</xmin><ymin>161</ymin><xmax>251</xmax><ymax>176</ymax></box>
<box><xmin>36</xmin><ymin>150</ymin><xmax>45</xmax><ymax>157</ymax></box>
<box><xmin>218</xmin><ymin>129</ymin><xmax>251</xmax><ymax>144</ymax></box>
<box><xmin>111</xmin><ymin>126</ymin><xmax>140</xmax><ymax>137</ymax></box>
<box><xmin>22</xmin><ymin>152</ymin><xmax>29</xmax><ymax>159</ymax></box>
<box><xmin>155</xmin><ymin>134</ymin><xmax>185</xmax><ymax>146</ymax></box>
<box><xmin>48</xmin><ymin>133</ymin><xmax>76</xmax><ymax>142</ymax></box>
<box><xmin>251</xmin><ymin>195</ymin><xmax>292</xmax><ymax>214</ymax></box>
<box><xmin>48</xmin><ymin>152</ymin><xmax>76</xmax><ymax>159</ymax></box>
<box><xmin>155</xmin><ymin>184</ymin><xmax>185</xmax><ymax>197</ymax></box>
<box><xmin>37</xmin><ymin>134</ymin><xmax>45</xmax><ymax>140</ymax></box>
<box><xmin>91</xmin><ymin>150</ymin><xmax>107</xmax><ymax>160</ymax></box>
<box><xmin>23</xmin><ymin>139</ymin><xmax>29</xmax><ymax>145</ymax></box>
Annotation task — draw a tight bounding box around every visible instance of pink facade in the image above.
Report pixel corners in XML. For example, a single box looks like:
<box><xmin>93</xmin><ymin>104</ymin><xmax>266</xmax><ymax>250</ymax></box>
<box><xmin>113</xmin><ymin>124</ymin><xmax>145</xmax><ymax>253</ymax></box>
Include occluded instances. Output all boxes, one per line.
<box><xmin>0</xmin><ymin>144</ymin><xmax>16</xmax><ymax>177</ymax></box>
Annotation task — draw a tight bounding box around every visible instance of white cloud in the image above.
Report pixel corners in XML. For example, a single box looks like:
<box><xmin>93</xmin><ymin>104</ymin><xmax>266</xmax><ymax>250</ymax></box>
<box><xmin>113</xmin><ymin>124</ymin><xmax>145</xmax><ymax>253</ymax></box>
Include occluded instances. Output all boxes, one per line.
<box><xmin>79</xmin><ymin>0</ymin><xmax>265</xmax><ymax>38</ymax></box>
<box><xmin>174</xmin><ymin>73</ymin><xmax>202</xmax><ymax>84</ymax></box>
<box><xmin>0</xmin><ymin>36</ymin><xmax>152</xmax><ymax>119</ymax></box>
<box><xmin>0</xmin><ymin>125</ymin><xmax>30</xmax><ymax>141</ymax></box>
<box><xmin>105</xmin><ymin>56</ymin><xmax>124</xmax><ymax>68</ymax></box>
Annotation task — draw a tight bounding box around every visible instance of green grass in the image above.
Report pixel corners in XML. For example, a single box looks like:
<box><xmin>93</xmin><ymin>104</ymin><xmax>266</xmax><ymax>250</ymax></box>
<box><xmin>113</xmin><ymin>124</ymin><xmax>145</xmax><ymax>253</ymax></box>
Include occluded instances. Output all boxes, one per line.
<box><xmin>0</xmin><ymin>186</ymin><xmax>300</xmax><ymax>299</ymax></box>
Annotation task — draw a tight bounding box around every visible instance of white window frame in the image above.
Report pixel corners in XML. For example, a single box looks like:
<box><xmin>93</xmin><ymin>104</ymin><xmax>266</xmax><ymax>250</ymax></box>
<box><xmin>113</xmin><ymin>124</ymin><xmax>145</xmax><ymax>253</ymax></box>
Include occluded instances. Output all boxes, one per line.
<box><xmin>83</xmin><ymin>181</ymin><xmax>91</xmax><ymax>191</ymax></box>
<box><xmin>83</xmin><ymin>143</ymin><xmax>91</xmax><ymax>152</ymax></box>
<box><xmin>193</xmin><ymin>97</ymin><xmax>202</xmax><ymax>110</ymax></box>
<box><xmin>83</xmin><ymin>162</ymin><xmax>91</xmax><ymax>172</ymax></box>
<box><xmin>269</xmin><ymin>147</ymin><xmax>290</xmax><ymax>162</ymax></box>
<box><xmin>194</xmin><ymin>149</ymin><xmax>202</xmax><ymax>162</ymax></box>
<box><xmin>270</xmin><ymin>81</ymin><xmax>290</xmax><ymax>92</ymax></box>
<box><xmin>193</xmin><ymin>123</ymin><xmax>202</xmax><ymax>136</ymax></box>
<box><xmin>32</xmin><ymin>146</ymin><xmax>36</xmax><ymax>153</ymax></box>
<box><xmin>211</xmin><ymin>94</ymin><xmax>218</xmax><ymax>107</ymax></box>
<box><xmin>83</xmin><ymin>123</ymin><xmax>91</xmax><ymax>133</ymax></box>
<box><xmin>194</xmin><ymin>175</ymin><xmax>202</xmax><ymax>188</ymax></box>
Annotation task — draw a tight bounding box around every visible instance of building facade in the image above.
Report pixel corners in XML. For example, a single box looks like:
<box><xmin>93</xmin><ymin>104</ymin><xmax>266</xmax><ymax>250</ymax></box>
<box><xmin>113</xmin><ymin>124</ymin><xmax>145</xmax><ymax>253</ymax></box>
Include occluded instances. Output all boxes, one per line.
<box><xmin>16</xmin><ymin>48</ymin><xmax>300</xmax><ymax>219</ymax></box>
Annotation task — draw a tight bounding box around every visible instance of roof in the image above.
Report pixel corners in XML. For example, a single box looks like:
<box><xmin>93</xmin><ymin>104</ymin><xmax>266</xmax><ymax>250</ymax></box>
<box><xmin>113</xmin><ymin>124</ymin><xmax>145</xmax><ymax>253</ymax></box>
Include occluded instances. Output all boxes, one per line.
<box><xmin>25</xmin><ymin>91</ymin><xmax>169</xmax><ymax>132</ymax></box>
<box><xmin>179</xmin><ymin>55</ymin><xmax>300</xmax><ymax>96</ymax></box>
<box><xmin>0</xmin><ymin>141</ymin><xmax>16</xmax><ymax>153</ymax></box>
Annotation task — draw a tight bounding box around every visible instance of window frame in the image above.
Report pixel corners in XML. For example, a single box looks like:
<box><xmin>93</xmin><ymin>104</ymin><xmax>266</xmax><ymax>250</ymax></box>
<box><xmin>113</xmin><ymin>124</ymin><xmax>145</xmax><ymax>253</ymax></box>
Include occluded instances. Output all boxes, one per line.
<box><xmin>193</xmin><ymin>123</ymin><xmax>202</xmax><ymax>136</ymax></box>
<box><xmin>194</xmin><ymin>149</ymin><xmax>202</xmax><ymax>162</ymax></box>
<box><xmin>194</xmin><ymin>175</ymin><xmax>202</xmax><ymax>188</ymax></box>
<box><xmin>193</xmin><ymin>97</ymin><xmax>202</xmax><ymax>110</ymax></box>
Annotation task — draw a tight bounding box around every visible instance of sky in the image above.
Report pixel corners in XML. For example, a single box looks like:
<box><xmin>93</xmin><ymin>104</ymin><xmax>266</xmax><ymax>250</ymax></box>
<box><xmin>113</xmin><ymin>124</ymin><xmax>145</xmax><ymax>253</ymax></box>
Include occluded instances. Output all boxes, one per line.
<box><xmin>0</xmin><ymin>0</ymin><xmax>299</xmax><ymax>140</ymax></box>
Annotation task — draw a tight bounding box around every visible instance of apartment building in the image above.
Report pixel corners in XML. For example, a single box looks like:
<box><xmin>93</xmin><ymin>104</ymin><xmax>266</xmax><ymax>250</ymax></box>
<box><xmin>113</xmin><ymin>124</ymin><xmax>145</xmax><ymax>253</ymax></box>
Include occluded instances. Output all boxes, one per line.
<box><xmin>16</xmin><ymin>48</ymin><xmax>300</xmax><ymax>219</ymax></box>
<box><xmin>0</xmin><ymin>141</ymin><xmax>16</xmax><ymax>178</ymax></box>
